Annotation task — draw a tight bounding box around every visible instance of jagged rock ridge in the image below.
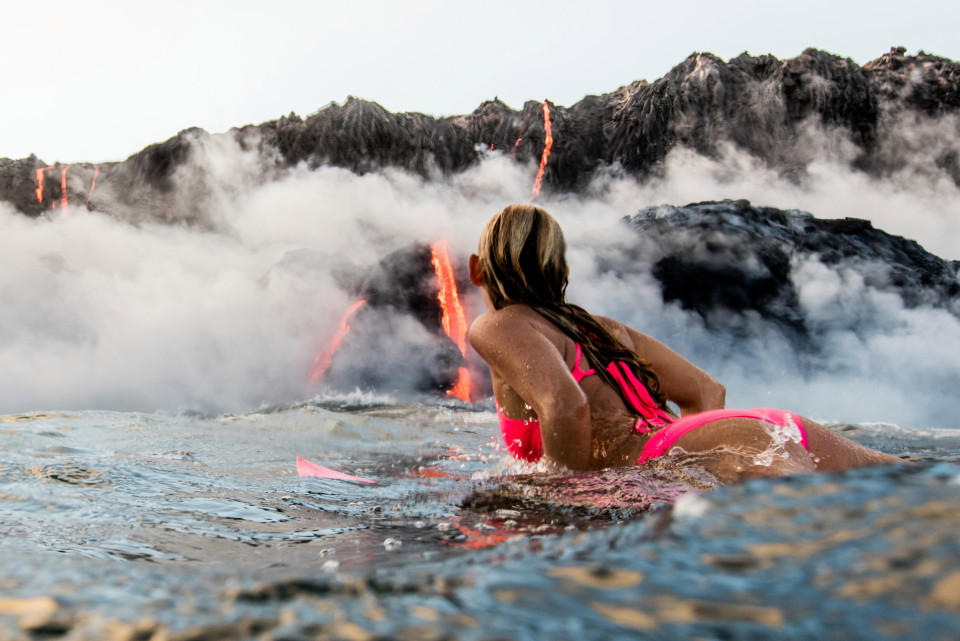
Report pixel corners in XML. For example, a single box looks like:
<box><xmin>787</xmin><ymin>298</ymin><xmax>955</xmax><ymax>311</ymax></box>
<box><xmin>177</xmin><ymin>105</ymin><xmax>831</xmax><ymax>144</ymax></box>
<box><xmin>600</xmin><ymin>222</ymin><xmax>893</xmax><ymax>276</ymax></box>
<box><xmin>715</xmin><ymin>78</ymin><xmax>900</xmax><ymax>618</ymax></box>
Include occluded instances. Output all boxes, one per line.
<box><xmin>0</xmin><ymin>47</ymin><xmax>958</xmax><ymax>220</ymax></box>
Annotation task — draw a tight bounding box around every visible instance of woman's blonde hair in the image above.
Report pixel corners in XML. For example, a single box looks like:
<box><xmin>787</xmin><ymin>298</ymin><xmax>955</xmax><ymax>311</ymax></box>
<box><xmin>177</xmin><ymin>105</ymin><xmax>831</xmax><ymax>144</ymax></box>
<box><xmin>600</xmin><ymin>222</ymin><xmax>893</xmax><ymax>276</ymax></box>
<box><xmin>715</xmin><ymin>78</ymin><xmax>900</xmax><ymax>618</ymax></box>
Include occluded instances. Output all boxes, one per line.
<box><xmin>477</xmin><ymin>205</ymin><xmax>665</xmax><ymax>409</ymax></box>
<box><xmin>477</xmin><ymin>204</ymin><xmax>568</xmax><ymax>310</ymax></box>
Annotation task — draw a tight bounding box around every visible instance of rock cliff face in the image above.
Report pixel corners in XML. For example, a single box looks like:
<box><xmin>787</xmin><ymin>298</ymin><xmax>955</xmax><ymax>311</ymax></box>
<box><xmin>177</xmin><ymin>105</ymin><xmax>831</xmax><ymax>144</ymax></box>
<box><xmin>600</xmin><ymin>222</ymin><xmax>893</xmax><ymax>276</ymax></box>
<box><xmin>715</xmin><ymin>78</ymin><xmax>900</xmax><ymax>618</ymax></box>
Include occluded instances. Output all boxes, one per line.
<box><xmin>1</xmin><ymin>48</ymin><xmax>958</xmax><ymax>219</ymax></box>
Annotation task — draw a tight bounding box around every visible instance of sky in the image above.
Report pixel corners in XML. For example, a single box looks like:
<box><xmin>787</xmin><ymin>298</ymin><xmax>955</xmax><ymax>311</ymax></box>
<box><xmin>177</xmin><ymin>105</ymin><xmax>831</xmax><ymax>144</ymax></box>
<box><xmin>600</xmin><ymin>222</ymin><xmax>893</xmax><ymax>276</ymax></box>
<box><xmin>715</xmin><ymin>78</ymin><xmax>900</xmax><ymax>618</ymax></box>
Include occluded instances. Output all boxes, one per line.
<box><xmin>2</xmin><ymin>0</ymin><xmax>958</xmax><ymax>163</ymax></box>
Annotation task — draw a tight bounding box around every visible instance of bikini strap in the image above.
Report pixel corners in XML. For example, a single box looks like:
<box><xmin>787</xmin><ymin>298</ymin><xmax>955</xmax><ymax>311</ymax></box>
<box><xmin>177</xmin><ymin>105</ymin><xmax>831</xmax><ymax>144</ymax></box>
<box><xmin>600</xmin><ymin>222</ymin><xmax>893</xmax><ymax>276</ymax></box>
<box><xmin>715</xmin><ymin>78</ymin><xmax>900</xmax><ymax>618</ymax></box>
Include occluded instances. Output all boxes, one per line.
<box><xmin>606</xmin><ymin>361</ymin><xmax>673</xmax><ymax>428</ymax></box>
<box><xmin>570</xmin><ymin>342</ymin><xmax>596</xmax><ymax>382</ymax></box>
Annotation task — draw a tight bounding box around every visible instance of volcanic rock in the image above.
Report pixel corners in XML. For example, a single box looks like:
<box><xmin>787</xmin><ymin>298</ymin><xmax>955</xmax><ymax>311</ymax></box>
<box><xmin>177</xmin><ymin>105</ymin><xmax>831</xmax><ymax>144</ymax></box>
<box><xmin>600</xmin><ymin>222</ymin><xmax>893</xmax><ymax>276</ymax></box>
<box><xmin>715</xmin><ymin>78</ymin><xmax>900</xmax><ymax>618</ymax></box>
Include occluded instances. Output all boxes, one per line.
<box><xmin>619</xmin><ymin>199</ymin><xmax>960</xmax><ymax>345</ymax></box>
<box><xmin>322</xmin><ymin>243</ymin><xmax>470</xmax><ymax>395</ymax></box>
<box><xmin>2</xmin><ymin>48</ymin><xmax>958</xmax><ymax>216</ymax></box>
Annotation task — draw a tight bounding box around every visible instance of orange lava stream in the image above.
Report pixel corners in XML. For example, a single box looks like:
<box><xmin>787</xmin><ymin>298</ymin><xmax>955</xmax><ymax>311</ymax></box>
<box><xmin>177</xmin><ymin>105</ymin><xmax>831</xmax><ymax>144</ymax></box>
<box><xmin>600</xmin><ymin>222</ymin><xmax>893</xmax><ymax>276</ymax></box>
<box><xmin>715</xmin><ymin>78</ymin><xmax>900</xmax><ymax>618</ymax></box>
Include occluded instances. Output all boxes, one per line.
<box><xmin>511</xmin><ymin>136</ymin><xmax>522</xmax><ymax>159</ymax></box>
<box><xmin>430</xmin><ymin>240</ymin><xmax>472</xmax><ymax>402</ymax></box>
<box><xmin>59</xmin><ymin>166</ymin><xmax>70</xmax><ymax>209</ymax></box>
<box><xmin>86</xmin><ymin>167</ymin><xmax>100</xmax><ymax>205</ymax></box>
<box><xmin>33</xmin><ymin>164</ymin><xmax>99</xmax><ymax>211</ymax></box>
<box><xmin>310</xmin><ymin>299</ymin><xmax>367</xmax><ymax>382</ymax></box>
<box><xmin>34</xmin><ymin>165</ymin><xmax>56</xmax><ymax>203</ymax></box>
<box><xmin>529</xmin><ymin>100</ymin><xmax>553</xmax><ymax>200</ymax></box>
<box><xmin>35</xmin><ymin>169</ymin><xmax>45</xmax><ymax>202</ymax></box>
<box><xmin>447</xmin><ymin>367</ymin><xmax>472</xmax><ymax>402</ymax></box>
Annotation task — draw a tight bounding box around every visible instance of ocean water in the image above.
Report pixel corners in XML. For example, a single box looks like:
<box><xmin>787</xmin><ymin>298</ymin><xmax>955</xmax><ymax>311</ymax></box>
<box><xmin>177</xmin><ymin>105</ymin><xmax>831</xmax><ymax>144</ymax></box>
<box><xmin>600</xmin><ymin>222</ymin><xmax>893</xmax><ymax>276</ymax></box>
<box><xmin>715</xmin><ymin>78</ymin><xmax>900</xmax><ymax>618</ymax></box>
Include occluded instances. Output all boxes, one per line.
<box><xmin>2</xmin><ymin>142</ymin><xmax>960</xmax><ymax>638</ymax></box>
<box><xmin>1</xmin><ymin>396</ymin><xmax>958</xmax><ymax>640</ymax></box>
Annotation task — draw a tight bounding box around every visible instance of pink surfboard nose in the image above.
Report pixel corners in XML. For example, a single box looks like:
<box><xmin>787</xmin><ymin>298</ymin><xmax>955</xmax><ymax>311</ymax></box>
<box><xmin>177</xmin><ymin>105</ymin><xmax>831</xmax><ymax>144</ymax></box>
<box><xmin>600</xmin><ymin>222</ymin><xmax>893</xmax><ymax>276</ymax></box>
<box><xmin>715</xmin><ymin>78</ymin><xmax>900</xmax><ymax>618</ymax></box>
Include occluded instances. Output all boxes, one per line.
<box><xmin>296</xmin><ymin>456</ymin><xmax>376</xmax><ymax>483</ymax></box>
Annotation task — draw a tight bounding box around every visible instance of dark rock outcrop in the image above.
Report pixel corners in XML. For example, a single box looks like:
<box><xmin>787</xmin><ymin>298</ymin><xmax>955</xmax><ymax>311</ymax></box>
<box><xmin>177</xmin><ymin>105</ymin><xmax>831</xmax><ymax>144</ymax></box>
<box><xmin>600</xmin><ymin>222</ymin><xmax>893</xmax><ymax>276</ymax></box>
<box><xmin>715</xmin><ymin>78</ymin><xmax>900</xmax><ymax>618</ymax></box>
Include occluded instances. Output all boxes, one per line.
<box><xmin>1</xmin><ymin>48</ymin><xmax>958</xmax><ymax>219</ymax></box>
<box><xmin>322</xmin><ymin>243</ymin><xmax>472</xmax><ymax>395</ymax></box>
<box><xmin>619</xmin><ymin>199</ymin><xmax>960</xmax><ymax>343</ymax></box>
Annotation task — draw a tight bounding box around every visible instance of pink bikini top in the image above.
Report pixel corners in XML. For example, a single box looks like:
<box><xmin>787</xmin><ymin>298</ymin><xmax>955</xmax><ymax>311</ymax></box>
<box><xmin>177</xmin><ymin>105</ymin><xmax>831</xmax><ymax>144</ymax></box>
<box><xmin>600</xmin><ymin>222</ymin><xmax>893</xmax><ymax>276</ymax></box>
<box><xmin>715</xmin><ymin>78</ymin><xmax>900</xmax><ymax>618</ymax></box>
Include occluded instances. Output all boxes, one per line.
<box><xmin>497</xmin><ymin>342</ymin><xmax>674</xmax><ymax>462</ymax></box>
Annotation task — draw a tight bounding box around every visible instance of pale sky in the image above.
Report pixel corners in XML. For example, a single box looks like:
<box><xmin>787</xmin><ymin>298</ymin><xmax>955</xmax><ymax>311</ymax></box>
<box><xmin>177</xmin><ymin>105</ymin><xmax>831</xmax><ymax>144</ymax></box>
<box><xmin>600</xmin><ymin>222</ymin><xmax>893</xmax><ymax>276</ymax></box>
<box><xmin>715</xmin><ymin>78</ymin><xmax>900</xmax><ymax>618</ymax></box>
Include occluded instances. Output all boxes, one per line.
<box><xmin>3</xmin><ymin>0</ymin><xmax>957</xmax><ymax>163</ymax></box>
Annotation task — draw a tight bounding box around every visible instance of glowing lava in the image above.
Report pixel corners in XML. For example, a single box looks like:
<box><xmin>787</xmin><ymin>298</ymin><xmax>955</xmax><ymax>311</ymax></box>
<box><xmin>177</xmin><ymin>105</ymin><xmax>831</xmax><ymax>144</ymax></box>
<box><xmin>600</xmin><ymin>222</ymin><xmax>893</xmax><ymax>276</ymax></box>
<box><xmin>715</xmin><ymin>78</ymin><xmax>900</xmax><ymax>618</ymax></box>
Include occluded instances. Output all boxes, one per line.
<box><xmin>34</xmin><ymin>167</ymin><xmax>48</xmax><ymax>202</ymax></box>
<box><xmin>511</xmin><ymin>136</ymin><xmax>522</xmax><ymax>160</ymax></box>
<box><xmin>310</xmin><ymin>299</ymin><xmax>367</xmax><ymax>382</ymax></box>
<box><xmin>430</xmin><ymin>240</ymin><xmax>472</xmax><ymax>402</ymax></box>
<box><xmin>86</xmin><ymin>167</ymin><xmax>100</xmax><ymax>205</ymax></box>
<box><xmin>58</xmin><ymin>166</ymin><xmax>70</xmax><ymax>210</ymax></box>
<box><xmin>529</xmin><ymin>100</ymin><xmax>553</xmax><ymax>200</ymax></box>
<box><xmin>33</xmin><ymin>164</ymin><xmax>100</xmax><ymax>211</ymax></box>
<box><xmin>34</xmin><ymin>165</ymin><xmax>58</xmax><ymax>203</ymax></box>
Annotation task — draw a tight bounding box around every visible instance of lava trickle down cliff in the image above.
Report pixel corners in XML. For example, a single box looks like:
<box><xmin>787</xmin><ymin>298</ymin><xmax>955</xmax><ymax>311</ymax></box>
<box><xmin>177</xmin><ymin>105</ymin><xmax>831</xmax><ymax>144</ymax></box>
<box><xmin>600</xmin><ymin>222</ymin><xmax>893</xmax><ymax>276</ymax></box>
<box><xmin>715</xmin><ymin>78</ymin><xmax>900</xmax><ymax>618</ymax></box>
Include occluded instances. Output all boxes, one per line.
<box><xmin>33</xmin><ymin>164</ymin><xmax>101</xmax><ymax>212</ymax></box>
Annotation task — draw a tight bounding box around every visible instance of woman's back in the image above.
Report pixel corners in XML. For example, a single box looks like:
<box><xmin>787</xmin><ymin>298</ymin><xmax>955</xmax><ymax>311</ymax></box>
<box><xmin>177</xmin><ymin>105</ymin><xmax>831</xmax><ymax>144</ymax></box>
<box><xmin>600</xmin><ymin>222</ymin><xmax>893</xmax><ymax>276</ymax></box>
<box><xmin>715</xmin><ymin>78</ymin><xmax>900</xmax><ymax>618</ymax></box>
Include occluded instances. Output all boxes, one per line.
<box><xmin>475</xmin><ymin>304</ymin><xmax>652</xmax><ymax>468</ymax></box>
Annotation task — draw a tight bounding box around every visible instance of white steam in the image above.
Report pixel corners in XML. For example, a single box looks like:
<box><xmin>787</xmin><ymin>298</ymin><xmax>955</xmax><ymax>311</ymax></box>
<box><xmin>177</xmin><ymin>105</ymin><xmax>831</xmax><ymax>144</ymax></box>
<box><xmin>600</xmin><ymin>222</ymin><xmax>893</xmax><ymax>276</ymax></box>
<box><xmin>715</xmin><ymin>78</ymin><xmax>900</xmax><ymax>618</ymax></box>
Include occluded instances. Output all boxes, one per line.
<box><xmin>0</xmin><ymin>124</ymin><xmax>958</xmax><ymax>428</ymax></box>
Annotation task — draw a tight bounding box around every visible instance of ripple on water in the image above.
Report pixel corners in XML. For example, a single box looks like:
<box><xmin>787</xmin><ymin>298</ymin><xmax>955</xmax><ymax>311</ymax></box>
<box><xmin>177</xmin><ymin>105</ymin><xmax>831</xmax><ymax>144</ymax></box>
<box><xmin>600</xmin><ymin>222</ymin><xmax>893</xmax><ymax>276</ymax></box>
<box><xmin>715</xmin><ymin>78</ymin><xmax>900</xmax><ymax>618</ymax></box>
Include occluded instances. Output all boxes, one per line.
<box><xmin>25</xmin><ymin>463</ymin><xmax>110</xmax><ymax>487</ymax></box>
<box><xmin>170</xmin><ymin>497</ymin><xmax>291</xmax><ymax>523</ymax></box>
<box><xmin>0</xmin><ymin>412</ymin><xmax>68</xmax><ymax>423</ymax></box>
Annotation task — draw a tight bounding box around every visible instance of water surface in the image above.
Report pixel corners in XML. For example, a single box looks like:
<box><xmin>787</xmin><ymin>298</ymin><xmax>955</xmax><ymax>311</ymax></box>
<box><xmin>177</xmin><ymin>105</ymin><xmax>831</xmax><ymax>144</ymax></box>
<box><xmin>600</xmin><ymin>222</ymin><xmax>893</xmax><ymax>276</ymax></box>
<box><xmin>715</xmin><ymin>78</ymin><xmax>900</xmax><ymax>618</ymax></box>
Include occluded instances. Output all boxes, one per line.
<box><xmin>0</xmin><ymin>397</ymin><xmax>958</xmax><ymax>639</ymax></box>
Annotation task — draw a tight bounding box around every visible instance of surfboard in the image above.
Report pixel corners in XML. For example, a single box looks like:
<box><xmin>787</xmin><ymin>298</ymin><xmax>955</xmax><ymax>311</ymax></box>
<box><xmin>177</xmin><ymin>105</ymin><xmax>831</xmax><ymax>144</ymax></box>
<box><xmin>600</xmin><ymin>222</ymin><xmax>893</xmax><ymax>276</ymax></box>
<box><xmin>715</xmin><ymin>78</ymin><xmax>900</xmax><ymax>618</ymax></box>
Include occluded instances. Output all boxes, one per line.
<box><xmin>296</xmin><ymin>456</ymin><xmax>376</xmax><ymax>483</ymax></box>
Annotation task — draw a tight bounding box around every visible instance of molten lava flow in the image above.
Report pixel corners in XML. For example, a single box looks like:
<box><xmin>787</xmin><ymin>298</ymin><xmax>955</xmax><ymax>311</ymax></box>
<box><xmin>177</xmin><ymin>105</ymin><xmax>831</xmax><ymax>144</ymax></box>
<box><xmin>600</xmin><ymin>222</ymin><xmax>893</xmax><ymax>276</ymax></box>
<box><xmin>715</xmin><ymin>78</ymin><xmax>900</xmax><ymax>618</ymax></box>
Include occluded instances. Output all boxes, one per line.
<box><xmin>35</xmin><ymin>169</ymin><xmax>44</xmax><ymax>202</ymax></box>
<box><xmin>34</xmin><ymin>165</ymin><xmax>56</xmax><ymax>203</ymax></box>
<box><xmin>86</xmin><ymin>167</ymin><xmax>100</xmax><ymax>205</ymax></box>
<box><xmin>59</xmin><ymin>166</ymin><xmax>70</xmax><ymax>209</ymax></box>
<box><xmin>529</xmin><ymin>100</ymin><xmax>553</xmax><ymax>200</ymax></box>
<box><xmin>430</xmin><ymin>241</ymin><xmax>468</xmax><ymax>354</ymax></box>
<box><xmin>430</xmin><ymin>240</ymin><xmax>472</xmax><ymax>402</ymax></box>
<box><xmin>310</xmin><ymin>299</ymin><xmax>367</xmax><ymax>382</ymax></box>
<box><xmin>33</xmin><ymin>164</ymin><xmax>99</xmax><ymax>210</ymax></box>
<box><xmin>447</xmin><ymin>367</ymin><xmax>472</xmax><ymax>403</ymax></box>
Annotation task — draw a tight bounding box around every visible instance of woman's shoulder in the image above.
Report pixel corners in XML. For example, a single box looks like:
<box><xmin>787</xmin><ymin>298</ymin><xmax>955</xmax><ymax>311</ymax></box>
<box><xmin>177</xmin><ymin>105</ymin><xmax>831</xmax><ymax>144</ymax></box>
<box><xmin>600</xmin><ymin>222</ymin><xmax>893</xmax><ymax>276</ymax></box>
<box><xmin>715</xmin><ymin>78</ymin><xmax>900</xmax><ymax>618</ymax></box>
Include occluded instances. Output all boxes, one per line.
<box><xmin>468</xmin><ymin>305</ymin><xmax>555</xmax><ymax>352</ymax></box>
<box><xmin>470</xmin><ymin>304</ymin><xmax>542</xmax><ymax>336</ymax></box>
<box><xmin>588</xmin><ymin>314</ymin><xmax>636</xmax><ymax>349</ymax></box>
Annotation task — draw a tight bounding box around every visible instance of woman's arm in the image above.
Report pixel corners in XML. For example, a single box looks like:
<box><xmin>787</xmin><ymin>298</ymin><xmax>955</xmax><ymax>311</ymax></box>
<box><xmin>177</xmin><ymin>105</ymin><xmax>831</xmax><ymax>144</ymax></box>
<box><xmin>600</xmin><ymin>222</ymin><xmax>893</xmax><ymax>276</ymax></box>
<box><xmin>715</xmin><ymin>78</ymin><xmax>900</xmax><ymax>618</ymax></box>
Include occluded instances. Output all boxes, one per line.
<box><xmin>598</xmin><ymin>317</ymin><xmax>725</xmax><ymax>416</ymax></box>
<box><xmin>469</xmin><ymin>309</ymin><xmax>594</xmax><ymax>469</ymax></box>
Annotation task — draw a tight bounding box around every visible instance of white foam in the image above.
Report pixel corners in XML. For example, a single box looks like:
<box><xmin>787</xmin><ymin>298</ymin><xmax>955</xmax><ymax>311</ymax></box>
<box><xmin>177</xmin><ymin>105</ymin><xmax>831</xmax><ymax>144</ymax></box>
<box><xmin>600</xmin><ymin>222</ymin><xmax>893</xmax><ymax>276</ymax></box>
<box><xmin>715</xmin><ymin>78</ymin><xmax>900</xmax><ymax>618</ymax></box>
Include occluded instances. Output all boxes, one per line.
<box><xmin>672</xmin><ymin>492</ymin><xmax>711</xmax><ymax>518</ymax></box>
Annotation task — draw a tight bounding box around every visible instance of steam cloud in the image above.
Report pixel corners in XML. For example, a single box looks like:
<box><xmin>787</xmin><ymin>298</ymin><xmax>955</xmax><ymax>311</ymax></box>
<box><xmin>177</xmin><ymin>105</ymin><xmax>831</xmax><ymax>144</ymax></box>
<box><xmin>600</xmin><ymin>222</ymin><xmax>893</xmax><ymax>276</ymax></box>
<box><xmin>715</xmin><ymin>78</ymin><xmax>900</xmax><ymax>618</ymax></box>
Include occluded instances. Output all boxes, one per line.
<box><xmin>1</xmin><ymin>120</ymin><xmax>958</xmax><ymax>429</ymax></box>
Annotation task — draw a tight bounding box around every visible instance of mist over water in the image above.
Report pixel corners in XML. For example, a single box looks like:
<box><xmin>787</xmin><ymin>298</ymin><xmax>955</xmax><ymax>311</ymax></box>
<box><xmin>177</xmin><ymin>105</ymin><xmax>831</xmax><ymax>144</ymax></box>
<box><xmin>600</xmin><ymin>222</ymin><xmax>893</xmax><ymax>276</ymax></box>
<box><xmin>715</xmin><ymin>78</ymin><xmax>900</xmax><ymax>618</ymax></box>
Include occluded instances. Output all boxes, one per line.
<box><xmin>1</xmin><ymin>127</ymin><xmax>958</xmax><ymax>428</ymax></box>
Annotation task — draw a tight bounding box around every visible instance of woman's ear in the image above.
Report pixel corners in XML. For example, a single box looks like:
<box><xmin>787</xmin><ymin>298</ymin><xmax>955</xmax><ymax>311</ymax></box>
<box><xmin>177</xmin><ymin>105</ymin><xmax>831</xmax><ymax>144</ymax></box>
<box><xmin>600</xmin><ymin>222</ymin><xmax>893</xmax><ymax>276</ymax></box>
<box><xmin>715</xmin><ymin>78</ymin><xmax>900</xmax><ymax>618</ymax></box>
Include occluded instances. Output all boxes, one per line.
<box><xmin>468</xmin><ymin>254</ymin><xmax>484</xmax><ymax>286</ymax></box>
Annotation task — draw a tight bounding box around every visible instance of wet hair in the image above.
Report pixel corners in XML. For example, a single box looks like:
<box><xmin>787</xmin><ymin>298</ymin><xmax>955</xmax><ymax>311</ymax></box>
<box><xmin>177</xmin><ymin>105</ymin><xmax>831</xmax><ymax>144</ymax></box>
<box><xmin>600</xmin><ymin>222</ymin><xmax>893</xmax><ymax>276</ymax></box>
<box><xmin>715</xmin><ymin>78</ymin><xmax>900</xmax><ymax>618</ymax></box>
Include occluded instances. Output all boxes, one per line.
<box><xmin>477</xmin><ymin>204</ymin><xmax>665</xmax><ymax>410</ymax></box>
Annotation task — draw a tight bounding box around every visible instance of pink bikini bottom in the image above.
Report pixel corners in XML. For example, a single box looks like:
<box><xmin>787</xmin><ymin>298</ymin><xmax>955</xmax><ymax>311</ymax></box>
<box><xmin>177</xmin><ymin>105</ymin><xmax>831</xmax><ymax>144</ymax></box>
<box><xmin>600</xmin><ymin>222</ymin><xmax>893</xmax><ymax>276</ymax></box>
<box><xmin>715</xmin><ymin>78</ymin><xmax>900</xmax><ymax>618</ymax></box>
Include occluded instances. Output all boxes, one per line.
<box><xmin>637</xmin><ymin>408</ymin><xmax>808</xmax><ymax>463</ymax></box>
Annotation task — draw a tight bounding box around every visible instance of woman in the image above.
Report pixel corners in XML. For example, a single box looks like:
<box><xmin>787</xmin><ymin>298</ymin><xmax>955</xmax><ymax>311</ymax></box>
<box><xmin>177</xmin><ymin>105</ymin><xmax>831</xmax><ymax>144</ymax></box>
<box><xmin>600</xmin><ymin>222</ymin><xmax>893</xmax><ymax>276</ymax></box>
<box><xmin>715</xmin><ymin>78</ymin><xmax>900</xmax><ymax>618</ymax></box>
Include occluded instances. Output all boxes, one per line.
<box><xmin>467</xmin><ymin>205</ymin><xmax>901</xmax><ymax>481</ymax></box>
